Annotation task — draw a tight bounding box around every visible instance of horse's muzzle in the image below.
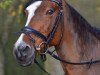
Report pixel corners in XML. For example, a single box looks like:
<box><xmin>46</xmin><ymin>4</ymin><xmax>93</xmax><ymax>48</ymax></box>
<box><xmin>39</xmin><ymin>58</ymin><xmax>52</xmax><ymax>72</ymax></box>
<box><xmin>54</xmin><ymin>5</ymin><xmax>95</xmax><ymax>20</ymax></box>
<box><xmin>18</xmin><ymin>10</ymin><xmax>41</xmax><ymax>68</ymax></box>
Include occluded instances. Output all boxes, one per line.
<box><xmin>13</xmin><ymin>44</ymin><xmax>35</xmax><ymax>66</ymax></box>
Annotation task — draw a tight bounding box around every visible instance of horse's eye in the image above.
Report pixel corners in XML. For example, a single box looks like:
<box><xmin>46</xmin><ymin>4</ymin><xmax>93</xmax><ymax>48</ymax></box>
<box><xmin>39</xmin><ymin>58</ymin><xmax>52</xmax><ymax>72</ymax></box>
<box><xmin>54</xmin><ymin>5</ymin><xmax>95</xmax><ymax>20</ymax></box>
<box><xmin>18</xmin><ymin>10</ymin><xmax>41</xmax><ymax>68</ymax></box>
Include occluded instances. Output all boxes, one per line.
<box><xmin>46</xmin><ymin>9</ymin><xmax>54</xmax><ymax>15</ymax></box>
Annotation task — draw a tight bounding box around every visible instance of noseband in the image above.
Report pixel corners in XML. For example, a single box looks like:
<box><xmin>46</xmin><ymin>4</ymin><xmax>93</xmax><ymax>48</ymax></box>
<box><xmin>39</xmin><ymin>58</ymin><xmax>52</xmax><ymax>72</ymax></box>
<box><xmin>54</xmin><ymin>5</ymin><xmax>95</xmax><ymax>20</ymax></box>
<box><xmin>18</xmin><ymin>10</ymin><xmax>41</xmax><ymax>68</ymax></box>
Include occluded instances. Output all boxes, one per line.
<box><xmin>15</xmin><ymin>0</ymin><xmax>100</xmax><ymax>75</ymax></box>
<box><xmin>17</xmin><ymin>0</ymin><xmax>63</xmax><ymax>60</ymax></box>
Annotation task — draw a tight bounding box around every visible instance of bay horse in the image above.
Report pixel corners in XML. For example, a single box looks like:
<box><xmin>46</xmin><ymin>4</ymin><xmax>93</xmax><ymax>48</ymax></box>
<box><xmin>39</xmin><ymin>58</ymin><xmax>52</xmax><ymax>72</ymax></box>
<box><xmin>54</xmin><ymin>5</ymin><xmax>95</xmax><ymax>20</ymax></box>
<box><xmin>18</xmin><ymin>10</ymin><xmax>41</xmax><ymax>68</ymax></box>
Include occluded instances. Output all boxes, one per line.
<box><xmin>13</xmin><ymin>0</ymin><xmax>100</xmax><ymax>75</ymax></box>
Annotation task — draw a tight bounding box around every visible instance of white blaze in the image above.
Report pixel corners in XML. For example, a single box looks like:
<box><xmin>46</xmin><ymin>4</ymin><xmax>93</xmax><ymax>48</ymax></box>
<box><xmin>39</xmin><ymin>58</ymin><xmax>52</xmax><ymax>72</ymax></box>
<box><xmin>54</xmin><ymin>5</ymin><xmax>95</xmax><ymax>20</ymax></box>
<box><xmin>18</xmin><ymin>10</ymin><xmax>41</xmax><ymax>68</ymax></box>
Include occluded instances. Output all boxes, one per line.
<box><xmin>15</xmin><ymin>1</ymin><xmax>42</xmax><ymax>48</ymax></box>
<box><xmin>25</xmin><ymin>1</ymin><xmax>42</xmax><ymax>26</ymax></box>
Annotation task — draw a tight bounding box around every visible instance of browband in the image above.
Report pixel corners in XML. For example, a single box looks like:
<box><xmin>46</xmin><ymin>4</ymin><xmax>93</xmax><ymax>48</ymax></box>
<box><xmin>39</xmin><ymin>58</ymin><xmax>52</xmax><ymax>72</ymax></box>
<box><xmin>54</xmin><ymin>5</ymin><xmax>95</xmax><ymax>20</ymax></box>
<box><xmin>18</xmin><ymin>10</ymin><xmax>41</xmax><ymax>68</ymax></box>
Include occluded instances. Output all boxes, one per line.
<box><xmin>52</xmin><ymin>0</ymin><xmax>62</xmax><ymax>8</ymax></box>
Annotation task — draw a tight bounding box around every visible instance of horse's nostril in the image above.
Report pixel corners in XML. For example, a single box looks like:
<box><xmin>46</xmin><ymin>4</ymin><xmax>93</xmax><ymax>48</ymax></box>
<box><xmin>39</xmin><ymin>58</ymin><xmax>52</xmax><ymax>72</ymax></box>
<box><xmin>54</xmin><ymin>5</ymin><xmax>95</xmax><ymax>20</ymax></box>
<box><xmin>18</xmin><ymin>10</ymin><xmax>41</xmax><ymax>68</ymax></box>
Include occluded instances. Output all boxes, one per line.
<box><xmin>18</xmin><ymin>45</ymin><xmax>30</xmax><ymax>52</ymax></box>
<box><xmin>15</xmin><ymin>46</ymin><xmax>29</xmax><ymax>61</ymax></box>
<box><xmin>14</xmin><ymin>44</ymin><xmax>32</xmax><ymax>62</ymax></box>
<box><xmin>15</xmin><ymin>45</ymin><xmax>30</xmax><ymax>60</ymax></box>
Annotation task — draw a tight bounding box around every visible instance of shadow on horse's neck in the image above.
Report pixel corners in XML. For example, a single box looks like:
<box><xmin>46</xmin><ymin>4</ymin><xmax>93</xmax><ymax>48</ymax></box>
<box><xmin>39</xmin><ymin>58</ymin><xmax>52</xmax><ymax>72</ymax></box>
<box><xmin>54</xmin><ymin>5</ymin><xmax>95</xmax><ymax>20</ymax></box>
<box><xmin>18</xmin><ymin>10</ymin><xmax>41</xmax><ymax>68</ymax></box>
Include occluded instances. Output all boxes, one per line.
<box><xmin>58</xmin><ymin>2</ymin><xmax>100</xmax><ymax>63</ymax></box>
<box><xmin>56</xmin><ymin>2</ymin><xmax>100</xmax><ymax>75</ymax></box>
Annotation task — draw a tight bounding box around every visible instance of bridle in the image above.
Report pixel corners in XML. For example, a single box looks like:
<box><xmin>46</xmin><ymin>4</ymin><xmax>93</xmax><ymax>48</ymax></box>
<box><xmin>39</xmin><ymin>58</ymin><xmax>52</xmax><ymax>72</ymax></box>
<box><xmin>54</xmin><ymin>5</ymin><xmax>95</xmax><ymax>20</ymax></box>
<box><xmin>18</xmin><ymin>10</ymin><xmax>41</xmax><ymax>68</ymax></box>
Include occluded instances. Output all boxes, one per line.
<box><xmin>15</xmin><ymin>0</ymin><xmax>100</xmax><ymax>75</ymax></box>
<box><xmin>17</xmin><ymin>0</ymin><xmax>63</xmax><ymax>60</ymax></box>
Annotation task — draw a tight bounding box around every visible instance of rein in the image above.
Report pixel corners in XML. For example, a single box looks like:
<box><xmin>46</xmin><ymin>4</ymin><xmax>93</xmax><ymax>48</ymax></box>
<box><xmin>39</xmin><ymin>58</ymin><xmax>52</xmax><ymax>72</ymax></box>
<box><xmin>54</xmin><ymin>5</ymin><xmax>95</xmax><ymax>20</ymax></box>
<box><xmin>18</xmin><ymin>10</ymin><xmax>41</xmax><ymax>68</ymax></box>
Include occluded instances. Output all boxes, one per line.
<box><xmin>15</xmin><ymin>0</ymin><xmax>100</xmax><ymax>74</ymax></box>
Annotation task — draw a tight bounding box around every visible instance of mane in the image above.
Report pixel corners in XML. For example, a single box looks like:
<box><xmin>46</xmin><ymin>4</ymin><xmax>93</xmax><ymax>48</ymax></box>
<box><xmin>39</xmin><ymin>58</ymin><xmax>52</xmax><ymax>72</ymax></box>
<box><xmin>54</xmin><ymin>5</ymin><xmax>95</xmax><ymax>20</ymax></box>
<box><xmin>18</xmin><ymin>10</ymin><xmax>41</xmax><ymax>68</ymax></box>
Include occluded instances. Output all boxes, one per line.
<box><xmin>67</xmin><ymin>3</ymin><xmax>100</xmax><ymax>40</ymax></box>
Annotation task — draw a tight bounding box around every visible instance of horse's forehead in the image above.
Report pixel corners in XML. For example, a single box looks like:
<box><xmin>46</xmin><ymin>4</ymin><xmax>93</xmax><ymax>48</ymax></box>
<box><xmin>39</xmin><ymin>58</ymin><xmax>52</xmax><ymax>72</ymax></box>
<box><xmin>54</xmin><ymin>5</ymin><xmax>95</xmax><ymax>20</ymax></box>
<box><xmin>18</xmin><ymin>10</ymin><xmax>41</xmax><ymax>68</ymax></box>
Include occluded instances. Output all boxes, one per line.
<box><xmin>25</xmin><ymin>1</ymin><xmax>42</xmax><ymax>26</ymax></box>
<box><xmin>26</xmin><ymin>1</ymin><xmax>42</xmax><ymax>12</ymax></box>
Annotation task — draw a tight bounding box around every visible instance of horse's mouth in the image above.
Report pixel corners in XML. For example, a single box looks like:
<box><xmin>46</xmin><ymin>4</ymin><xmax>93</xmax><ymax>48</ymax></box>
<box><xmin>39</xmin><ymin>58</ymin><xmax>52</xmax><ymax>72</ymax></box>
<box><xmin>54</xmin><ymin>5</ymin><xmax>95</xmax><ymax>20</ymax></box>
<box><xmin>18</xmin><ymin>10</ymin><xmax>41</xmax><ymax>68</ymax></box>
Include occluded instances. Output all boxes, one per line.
<box><xmin>16</xmin><ymin>53</ymin><xmax>35</xmax><ymax>67</ymax></box>
<box><xmin>18</xmin><ymin>58</ymin><xmax>33</xmax><ymax>67</ymax></box>
<box><xmin>18</xmin><ymin>61</ymin><xmax>32</xmax><ymax>67</ymax></box>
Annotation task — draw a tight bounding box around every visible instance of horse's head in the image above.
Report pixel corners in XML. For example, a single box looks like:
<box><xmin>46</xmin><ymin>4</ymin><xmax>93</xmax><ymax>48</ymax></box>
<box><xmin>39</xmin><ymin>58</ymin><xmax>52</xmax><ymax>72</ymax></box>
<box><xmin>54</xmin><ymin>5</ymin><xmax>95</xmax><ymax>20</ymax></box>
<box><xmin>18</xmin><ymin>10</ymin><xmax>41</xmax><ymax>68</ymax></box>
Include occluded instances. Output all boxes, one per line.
<box><xmin>13</xmin><ymin>0</ymin><xmax>63</xmax><ymax>66</ymax></box>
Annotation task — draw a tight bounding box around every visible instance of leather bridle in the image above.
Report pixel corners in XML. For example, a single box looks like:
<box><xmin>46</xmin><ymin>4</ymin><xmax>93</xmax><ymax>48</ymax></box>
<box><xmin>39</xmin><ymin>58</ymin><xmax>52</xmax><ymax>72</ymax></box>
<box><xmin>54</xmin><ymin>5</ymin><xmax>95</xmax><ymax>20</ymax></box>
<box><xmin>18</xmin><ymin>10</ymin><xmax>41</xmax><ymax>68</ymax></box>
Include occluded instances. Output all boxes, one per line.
<box><xmin>15</xmin><ymin>0</ymin><xmax>100</xmax><ymax>75</ymax></box>
<box><xmin>17</xmin><ymin>0</ymin><xmax>63</xmax><ymax>60</ymax></box>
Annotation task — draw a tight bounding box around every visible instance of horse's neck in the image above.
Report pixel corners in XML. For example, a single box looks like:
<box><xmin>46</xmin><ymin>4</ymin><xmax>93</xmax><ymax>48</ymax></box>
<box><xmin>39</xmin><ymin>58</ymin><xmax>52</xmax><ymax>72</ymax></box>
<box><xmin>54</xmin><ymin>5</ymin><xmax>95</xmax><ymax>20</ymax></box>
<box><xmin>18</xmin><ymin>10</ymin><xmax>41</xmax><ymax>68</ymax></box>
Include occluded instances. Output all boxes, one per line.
<box><xmin>62</xmin><ymin>3</ymin><xmax>100</xmax><ymax>60</ymax></box>
<box><xmin>57</xmin><ymin>1</ymin><xmax>100</xmax><ymax>75</ymax></box>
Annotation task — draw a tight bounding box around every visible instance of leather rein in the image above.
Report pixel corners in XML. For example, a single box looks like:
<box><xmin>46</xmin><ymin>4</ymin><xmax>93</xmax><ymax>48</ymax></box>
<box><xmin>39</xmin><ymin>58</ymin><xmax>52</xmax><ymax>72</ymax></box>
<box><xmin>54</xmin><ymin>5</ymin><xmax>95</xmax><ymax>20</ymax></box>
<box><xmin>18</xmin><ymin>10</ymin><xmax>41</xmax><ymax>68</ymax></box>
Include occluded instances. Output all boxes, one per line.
<box><xmin>15</xmin><ymin>0</ymin><xmax>100</xmax><ymax>74</ymax></box>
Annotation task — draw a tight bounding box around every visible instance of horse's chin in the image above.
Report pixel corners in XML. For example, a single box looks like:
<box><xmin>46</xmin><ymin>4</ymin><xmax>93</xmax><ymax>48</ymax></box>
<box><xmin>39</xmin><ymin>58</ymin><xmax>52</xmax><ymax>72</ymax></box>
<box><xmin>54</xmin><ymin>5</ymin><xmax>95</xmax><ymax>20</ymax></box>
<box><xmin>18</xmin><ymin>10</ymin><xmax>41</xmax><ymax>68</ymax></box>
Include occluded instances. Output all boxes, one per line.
<box><xmin>17</xmin><ymin>56</ymin><xmax>34</xmax><ymax>67</ymax></box>
<box><xmin>19</xmin><ymin>60</ymin><xmax>33</xmax><ymax>67</ymax></box>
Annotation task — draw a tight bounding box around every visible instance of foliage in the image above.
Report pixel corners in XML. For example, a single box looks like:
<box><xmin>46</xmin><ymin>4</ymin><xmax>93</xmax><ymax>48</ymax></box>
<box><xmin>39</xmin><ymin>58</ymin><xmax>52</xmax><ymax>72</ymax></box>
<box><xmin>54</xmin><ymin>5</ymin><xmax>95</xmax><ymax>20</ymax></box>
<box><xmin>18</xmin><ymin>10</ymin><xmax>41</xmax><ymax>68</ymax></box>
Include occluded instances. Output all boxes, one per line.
<box><xmin>0</xmin><ymin>0</ymin><xmax>45</xmax><ymax>75</ymax></box>
<box><xmin>0</xmin><ymin>0</ymin><xmax>12</xmax><ymax>9</ymax></box>
<box><xmin>0</xmin><ymin>0</ymin><xmax>27</xmax><ymax>9</ymax></box>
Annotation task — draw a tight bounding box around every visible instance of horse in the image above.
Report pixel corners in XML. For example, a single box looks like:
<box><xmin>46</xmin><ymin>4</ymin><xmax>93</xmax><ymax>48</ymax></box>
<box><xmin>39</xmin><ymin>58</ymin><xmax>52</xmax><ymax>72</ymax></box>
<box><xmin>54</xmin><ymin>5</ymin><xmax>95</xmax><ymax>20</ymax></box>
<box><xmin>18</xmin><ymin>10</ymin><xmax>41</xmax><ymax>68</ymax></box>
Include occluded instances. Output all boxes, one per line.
<box><xmin>13</xmin><ymin>0</ymin><xmax>100</xmax><ymax>75</ymax></box>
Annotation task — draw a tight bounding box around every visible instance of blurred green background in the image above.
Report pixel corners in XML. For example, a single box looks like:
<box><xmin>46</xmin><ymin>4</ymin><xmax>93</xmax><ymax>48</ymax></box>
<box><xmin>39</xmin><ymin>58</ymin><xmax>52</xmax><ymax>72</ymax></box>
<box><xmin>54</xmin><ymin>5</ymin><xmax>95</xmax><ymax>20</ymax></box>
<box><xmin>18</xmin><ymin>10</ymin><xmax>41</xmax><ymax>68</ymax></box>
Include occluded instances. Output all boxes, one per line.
<box><xmin>0</xmin><ymin>0</ymin><xmax>100</xmax><ymax>75</ymax></box>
